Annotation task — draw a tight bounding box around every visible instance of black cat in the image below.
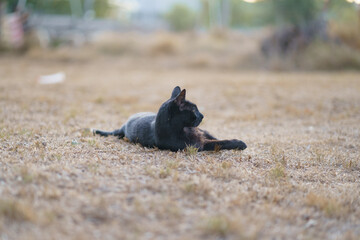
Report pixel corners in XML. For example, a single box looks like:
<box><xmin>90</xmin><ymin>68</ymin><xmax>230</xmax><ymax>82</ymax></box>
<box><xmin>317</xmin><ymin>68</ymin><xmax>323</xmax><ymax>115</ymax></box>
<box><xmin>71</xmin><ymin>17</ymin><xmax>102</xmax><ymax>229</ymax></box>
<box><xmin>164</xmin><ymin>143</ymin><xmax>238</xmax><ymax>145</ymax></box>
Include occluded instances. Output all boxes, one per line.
<box><xmin>92</xmin><ymin>86</ymin><xmax>247</xmax><ymax>152</ymax></box>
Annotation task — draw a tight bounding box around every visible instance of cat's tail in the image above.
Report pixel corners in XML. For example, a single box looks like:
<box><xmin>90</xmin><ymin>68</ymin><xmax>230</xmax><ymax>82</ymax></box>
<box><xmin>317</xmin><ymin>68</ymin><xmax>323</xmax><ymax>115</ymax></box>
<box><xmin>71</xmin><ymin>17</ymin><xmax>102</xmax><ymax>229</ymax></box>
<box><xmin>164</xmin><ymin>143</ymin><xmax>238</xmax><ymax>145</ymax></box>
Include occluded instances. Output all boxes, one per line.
<box><xmin>91</xmin><ymin>126</ymin><xmax>125</xmax><ymax>138</ymax></box>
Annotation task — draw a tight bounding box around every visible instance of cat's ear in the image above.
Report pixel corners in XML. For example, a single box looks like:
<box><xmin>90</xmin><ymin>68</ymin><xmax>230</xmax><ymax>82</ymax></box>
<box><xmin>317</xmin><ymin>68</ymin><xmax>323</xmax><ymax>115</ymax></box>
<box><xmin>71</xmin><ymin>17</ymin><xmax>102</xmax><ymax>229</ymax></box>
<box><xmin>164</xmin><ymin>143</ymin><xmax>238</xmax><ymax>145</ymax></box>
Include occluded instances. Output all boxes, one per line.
<box><xmin>174</xmin><ymin>89</ymin><xmax>186</xmax><ymax>105</ymax></box>
<box><xmin>171</xmin><ymin>86</ymin><xmax>181</xmax><ymax>99</ymax></box>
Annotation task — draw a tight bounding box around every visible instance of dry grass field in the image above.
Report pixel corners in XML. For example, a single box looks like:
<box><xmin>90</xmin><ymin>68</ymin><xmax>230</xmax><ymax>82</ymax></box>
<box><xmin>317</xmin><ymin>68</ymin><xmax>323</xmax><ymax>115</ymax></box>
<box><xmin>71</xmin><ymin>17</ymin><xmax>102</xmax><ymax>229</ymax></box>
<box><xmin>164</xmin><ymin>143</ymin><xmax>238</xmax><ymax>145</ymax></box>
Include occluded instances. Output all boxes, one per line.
<box><xmin>0</xmin><ymin>50</ymin><xmax>360</xmax><ymax>240</ymax></box>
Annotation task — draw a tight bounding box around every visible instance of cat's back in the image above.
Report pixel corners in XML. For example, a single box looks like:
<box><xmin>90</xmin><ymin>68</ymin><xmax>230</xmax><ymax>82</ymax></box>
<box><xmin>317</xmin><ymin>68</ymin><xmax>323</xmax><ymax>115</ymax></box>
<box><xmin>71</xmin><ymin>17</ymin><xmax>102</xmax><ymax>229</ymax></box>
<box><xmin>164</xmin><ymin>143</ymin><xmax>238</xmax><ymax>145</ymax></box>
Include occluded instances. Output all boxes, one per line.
<box><xmin>124</xmin><ymin>112</ymin><xmax>156</xmax><ymax>147</ymax></box>
<box><xmin>127</xmin><ymin>112</ymin><xmax>156</xmax><ymax>122</ymax></box>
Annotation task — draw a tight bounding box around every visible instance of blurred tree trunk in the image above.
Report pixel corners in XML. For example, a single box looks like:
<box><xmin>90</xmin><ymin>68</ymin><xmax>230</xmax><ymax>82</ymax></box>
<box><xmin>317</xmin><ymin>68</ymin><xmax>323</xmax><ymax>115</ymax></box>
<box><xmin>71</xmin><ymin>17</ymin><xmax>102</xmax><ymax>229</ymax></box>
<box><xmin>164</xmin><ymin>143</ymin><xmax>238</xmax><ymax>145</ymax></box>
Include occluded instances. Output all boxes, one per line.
<box><xmin>221</xmin><ymin>0</ymin><xmax>231</xmax><ymax>28</ymax></box>
<box><xmin>0</xmin><ymin>2</ymin><xmax>3</xmax><ymax>39</ymax></box>
<box><xmin>200</xmin><ymin>0</ymin><xmax>210</xmax><ymax>28</ymax></box>
<box><xmin>202</xmin><ymin>0</ymin><xmax>231</xmax><ymax>30</ymax></box>
<box><xmin>209</xmin><ymin>0</ymin><xmax>216</xmax><ymax>29</ymax></box>
<box><xmin>358</xmin><ymin>4</ymin><xmax>360</xmax><ymax>34</ymax></box>
<box><xmin>69</xmin><ymin>0</ymin><xmax>82</xmax><ymax>18</ymax></box>
<box><xmin>84</xmin><ymin>0</ymin><xmax>94</xmax><ymax>19</ymax></box>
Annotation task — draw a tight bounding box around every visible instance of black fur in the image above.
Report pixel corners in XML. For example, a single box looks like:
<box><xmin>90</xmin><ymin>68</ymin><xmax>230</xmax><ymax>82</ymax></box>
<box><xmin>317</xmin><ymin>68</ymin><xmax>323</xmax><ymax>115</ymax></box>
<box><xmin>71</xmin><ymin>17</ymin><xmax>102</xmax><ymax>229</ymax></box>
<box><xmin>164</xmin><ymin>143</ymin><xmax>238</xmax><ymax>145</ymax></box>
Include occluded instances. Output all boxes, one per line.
<box><xmin>93</xmin><ymin>86</ymin><xmax>247</xmax><ymax>152</ymax></box>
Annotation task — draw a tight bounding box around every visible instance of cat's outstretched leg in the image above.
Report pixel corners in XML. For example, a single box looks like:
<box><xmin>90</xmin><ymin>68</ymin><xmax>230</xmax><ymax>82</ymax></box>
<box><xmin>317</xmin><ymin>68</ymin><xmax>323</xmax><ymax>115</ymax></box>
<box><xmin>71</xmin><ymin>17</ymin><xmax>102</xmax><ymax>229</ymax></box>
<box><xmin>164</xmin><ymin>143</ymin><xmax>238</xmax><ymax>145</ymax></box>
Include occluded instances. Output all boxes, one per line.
<box><xmin>199</xmin><ymin>129</ymin><xmax>217</xmax><ymax>140</ymax></box>
<box><xmin>92</xmin><ymin>126</ymin><xmax>125</xmax><ymax>138</ymax></box>
<box><xmin>202</xmin><ymin>139</ymin><xmax>247</xmax><ymax>151</ymax></box>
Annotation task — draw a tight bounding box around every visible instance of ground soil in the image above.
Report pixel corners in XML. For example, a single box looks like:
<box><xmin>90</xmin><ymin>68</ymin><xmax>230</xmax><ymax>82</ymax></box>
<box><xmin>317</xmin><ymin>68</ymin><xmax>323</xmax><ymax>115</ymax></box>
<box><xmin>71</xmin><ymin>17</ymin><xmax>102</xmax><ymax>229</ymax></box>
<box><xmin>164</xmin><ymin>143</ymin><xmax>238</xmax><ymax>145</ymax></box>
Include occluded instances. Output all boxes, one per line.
<box><xmin>0</xmin><ymin>54</ymin><xmax>359</xmax><ymax>240</ymax></box>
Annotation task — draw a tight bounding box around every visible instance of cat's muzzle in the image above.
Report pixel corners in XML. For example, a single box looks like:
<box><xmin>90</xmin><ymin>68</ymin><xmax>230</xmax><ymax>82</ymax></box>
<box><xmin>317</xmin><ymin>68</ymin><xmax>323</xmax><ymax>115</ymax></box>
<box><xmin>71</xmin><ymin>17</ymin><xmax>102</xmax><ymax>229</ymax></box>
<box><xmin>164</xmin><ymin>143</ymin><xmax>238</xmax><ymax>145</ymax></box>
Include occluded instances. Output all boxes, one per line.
<box><xmin>193</xmin><ymin>114</ymin><xmax>204</xmax><ymax>127</ymax></box>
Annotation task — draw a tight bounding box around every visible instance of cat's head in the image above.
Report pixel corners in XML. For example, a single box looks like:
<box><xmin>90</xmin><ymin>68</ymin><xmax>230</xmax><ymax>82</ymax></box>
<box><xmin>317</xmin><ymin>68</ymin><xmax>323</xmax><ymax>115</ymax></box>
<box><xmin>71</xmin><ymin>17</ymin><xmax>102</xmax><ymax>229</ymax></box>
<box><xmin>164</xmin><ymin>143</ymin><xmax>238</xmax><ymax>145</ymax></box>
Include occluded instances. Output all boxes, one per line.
<box><xmin>168</xmin><ymin>86</ymin><xmax>204</xmax><ymax>127</ymax></box>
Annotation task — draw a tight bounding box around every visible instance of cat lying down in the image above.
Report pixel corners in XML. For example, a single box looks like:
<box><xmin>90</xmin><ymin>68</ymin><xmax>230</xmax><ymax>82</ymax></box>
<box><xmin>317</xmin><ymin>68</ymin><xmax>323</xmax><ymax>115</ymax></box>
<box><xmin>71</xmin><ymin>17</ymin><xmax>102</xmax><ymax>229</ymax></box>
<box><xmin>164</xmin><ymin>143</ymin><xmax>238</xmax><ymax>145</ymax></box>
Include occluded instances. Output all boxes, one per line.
<box><xmin>92</xmin><ymin>86</ymin><xmax>247</xmax><ymax>152</ymax></box>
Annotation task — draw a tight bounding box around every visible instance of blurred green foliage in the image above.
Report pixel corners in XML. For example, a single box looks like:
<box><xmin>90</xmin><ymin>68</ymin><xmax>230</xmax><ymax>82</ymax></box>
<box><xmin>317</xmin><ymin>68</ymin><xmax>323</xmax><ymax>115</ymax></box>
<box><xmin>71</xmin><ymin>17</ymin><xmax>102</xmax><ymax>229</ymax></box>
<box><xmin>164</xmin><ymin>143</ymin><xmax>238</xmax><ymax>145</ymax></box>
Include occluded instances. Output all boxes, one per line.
<box><xmin>328</xmin><ymin>0</ymin><xmax>360</xmax><ymax>49</ymax></box>
<box><xmin>26</xmin><ymin>0</ymin><xmax>72</xmax><ymax>15</ymax></box>
<box><xmin>328</xmin><ymin>0</ymin><xmax>358</xmax><ymax>23</ymax></box>
<box><xmin>230</xmin><ymin>0</ymin><xmax>271</xmax><ymax>27</ymax></box>
<box><xmin>5</xmin><ymin>0</ymin><xmax>359</xmax><ymax>30</ymax></box>
<box><xmin>165</xmin><ymin>4</ymin><xmax>196</xmax><ymax>31</ymax></box>
<box><xmin>6</xmin><ymin>0</ymin><xmax>110</xmax><ymax>18</ymax></box>
<box><xmin>229</xmin><ymin>0</ymin><xmax>357</xmax><ymax>28</ymax></box>
<box><xmin>202</xmin><ymin>0</ymin><xmax>322</xmax><ymax>28</ymax></box>
<box><xmin>92</xmin><ymin>0</ymin><xmax>110</xmax><ymax>18</ymax></box>
<box><xmin>230</xmin><ymin>0</ymin><xmax>323</xmax><ymax>27</ymax></box>
<box><xmin>269</xmin><ymin>0</ymin><xmax>322</xmax><ymax>26</ymax></box>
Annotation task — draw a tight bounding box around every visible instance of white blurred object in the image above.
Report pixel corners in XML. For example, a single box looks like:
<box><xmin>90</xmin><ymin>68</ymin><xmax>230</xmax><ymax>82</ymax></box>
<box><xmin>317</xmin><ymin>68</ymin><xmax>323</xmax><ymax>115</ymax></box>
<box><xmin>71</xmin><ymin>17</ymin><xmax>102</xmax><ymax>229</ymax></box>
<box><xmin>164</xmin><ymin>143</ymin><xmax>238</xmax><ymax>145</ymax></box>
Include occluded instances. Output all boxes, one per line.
<box><xmin>346</xmin><ymin>0</ymin><xmax>360</xmax><ymax>4</ymax></box>
<box><xmin>38</xmin><ymin>72</ymin><xmax>66</xmax><ymax>85</ymax></box>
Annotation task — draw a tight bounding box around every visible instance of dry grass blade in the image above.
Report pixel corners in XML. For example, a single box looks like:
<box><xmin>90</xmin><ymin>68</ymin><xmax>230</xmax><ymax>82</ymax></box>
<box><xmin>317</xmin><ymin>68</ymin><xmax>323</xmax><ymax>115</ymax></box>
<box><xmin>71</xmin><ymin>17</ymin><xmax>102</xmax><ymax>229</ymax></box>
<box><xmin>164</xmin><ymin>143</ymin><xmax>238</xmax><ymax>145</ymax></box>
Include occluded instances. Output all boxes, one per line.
<box><xmin>0</xmin><ymin>53</ymin><xmax>359</xmax><ymax>240</ymax></box>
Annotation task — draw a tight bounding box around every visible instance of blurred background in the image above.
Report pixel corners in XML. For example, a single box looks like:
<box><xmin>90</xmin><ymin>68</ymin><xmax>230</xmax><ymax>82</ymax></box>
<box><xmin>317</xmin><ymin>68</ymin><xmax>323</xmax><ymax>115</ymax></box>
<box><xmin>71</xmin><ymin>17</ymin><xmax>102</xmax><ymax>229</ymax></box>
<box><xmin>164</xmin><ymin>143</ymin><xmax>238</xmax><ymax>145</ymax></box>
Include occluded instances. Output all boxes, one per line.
<box><xmin>2</xmin><ymin>3</ymin><xmax>360</xmax><ymax>240</ymax></box>
<box><xmin>1</xmin><ymin>0</ymin><xmax>360</xmax><ymax>70</ymax></box>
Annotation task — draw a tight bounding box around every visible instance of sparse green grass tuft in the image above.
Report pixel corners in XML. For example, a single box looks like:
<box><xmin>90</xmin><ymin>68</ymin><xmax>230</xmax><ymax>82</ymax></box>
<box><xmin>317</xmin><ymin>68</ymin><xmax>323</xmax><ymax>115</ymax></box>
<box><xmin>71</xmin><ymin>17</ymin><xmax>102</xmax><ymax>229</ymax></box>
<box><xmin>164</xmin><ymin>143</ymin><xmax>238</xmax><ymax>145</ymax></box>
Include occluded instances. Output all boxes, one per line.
<box><xmin>94</xmin><ymin>96</ymin><xmax>104</xmax><ymax>104</ymax></box>
<box><xmin>269</xmin><ymin>163</ymin><xmax>286</xmax><ymax>180</ymax></box>
<box><xmin>202</xmin><ymin>215</ymin><xmax>230</xmax><ymax>237</ymax></box>
<box><xmin>87</xmin><ymin>139</ymin><xmax>97</xmax><ymax>146</ymax></box>
<box><xmin>221</xmin><ymin>161</ymin><xmax>232</xmax><ymax>169</ymax></box>
<box><xmin>0</xmin><ymin>129</ymin><xmax>10</xmax><ymax>139</ymax></box>
<box><xmin>313</xmin><ymin>148</ymin><xmax>325</xmax><ymax>163</ymax></box>
<box><xmin>183</xmin><ymin>182</ymin><xmax>197</xmax><ymax>193</ymax></box>
<box><xmin>159</xmin><ymin>167</ymin><xmax>171</xmax><ymax>179</ymax></box>
<box><xmin>166</xmin><ymin>159</ymin><xmax>180</xmax><ymax>170</ymax></box>
<box><xmin>144</xmin><ymin>166</ymin><xmax>157</xmax><ymax>178</ymax></box>
<box><xmin>185</xmin><ymin>145</ymin><xmax>198</xmax><ymax>156</ymax></box>
<box><xmin>271</xmin><ymin>145</ymin><xmax>287</xmax><ymax>167</ymax></box>
<box><xmin>80</xmin><ymin>128</ymin><xmax>93</xmax><ymax>137</ymax></box>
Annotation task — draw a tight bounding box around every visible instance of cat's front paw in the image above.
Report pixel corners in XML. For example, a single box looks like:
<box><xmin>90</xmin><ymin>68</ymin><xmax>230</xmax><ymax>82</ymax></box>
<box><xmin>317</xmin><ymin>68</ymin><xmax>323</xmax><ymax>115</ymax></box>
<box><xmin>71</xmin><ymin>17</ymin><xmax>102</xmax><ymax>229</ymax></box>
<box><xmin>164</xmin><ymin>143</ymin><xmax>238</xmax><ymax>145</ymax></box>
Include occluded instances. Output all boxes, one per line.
<box><xmin>233</xmin><ymin>140</ymin><xmax>247</xmax><ymax>150</ymax></box>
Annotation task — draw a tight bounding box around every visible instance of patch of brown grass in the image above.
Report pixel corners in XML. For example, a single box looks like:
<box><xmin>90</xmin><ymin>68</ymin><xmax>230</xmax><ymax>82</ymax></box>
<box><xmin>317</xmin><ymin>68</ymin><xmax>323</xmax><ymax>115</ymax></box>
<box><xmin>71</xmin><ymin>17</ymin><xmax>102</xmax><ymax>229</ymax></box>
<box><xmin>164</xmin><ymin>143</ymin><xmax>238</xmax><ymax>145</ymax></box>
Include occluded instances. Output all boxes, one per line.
<box><xmin>0</xmin><ymin>55</ymin><xmax>359</xmax><ymax>240</ymax></box>
<box><xmin>306</xmin><ymin>192</ymin><xmax>349</xmax><ymax>218</ymax></box>
<box><xmin>0</xmin><ymin>199</ymin><xmax>37</xmax><ymax>222</ymax></box>
<box><xmin>149</xmin><ymin>34</ymin><xmax>180</xmax><ymax>56</ymax></box>
<box><xmin>182</xmin><ymin>175</ymin><xmax>213</xmax><ymax>197</ymax></box>
<box><xmin>200</xmin><ymin>214</ymin><xmax>257</xmax><ymax>240</ymax></box>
